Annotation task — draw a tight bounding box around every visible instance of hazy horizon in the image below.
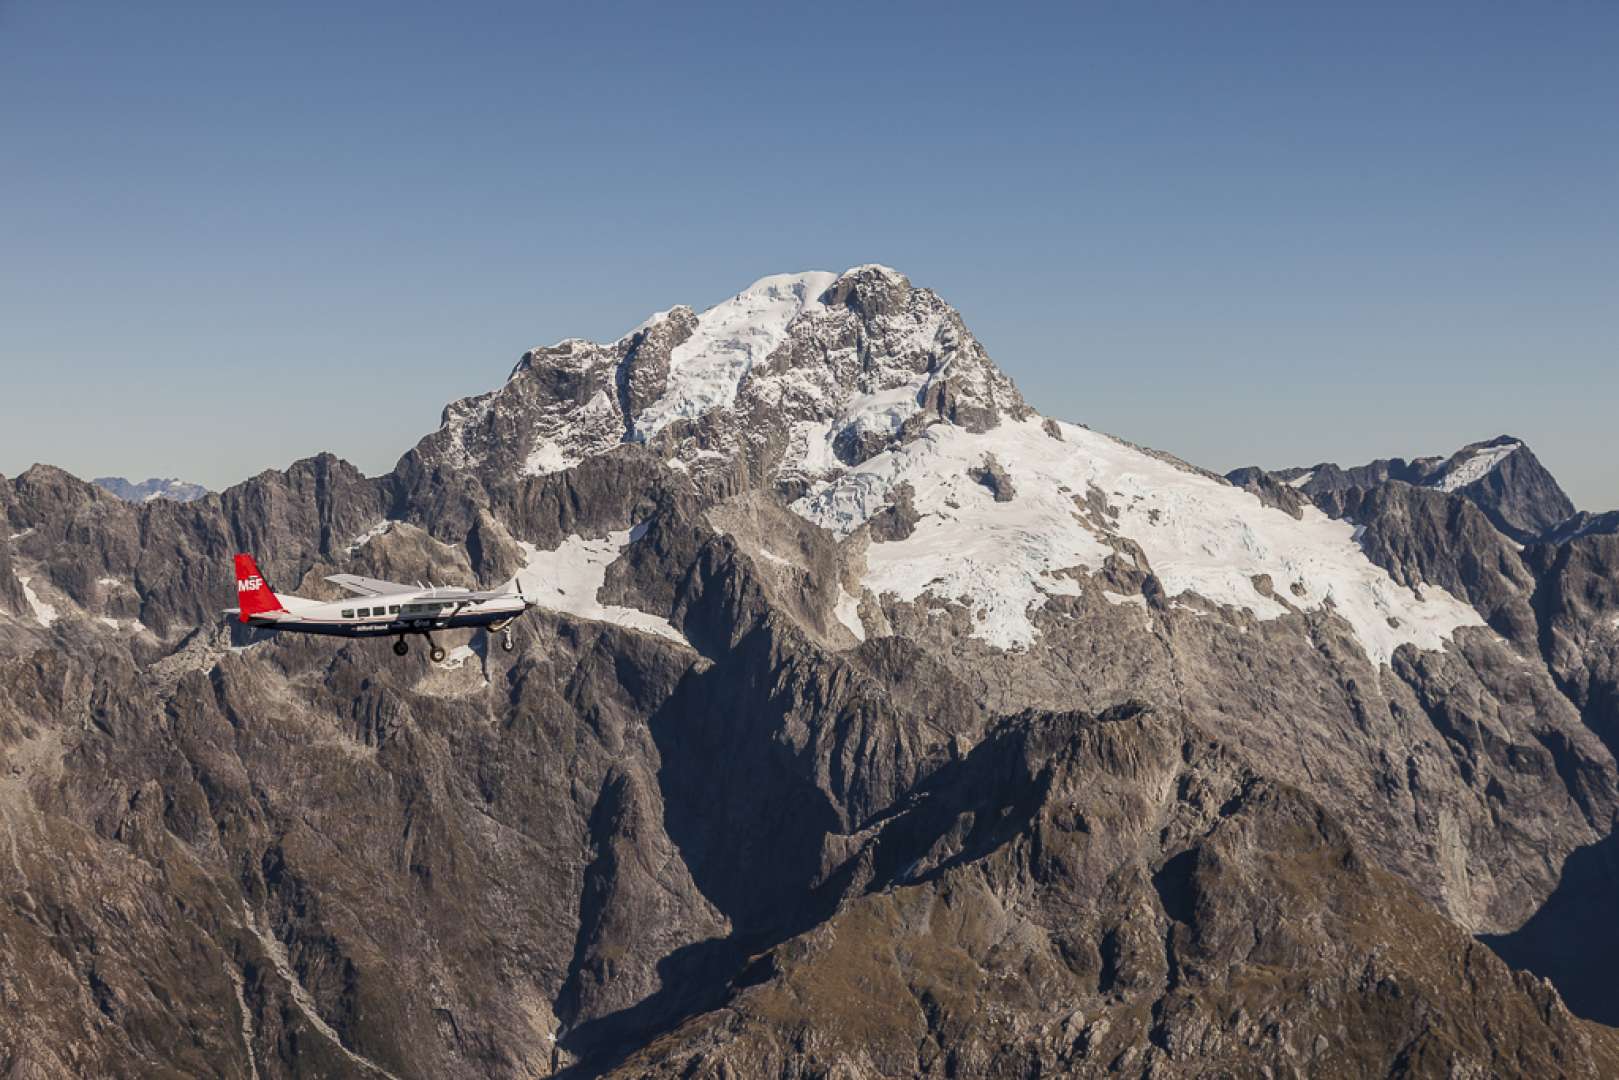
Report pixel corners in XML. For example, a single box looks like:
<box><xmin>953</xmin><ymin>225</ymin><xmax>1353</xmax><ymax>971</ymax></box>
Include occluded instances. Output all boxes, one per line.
<box><xmin>3</xmin><ymin>3</ymin><xmax>1615</xmax><ymax>509</ymax></box>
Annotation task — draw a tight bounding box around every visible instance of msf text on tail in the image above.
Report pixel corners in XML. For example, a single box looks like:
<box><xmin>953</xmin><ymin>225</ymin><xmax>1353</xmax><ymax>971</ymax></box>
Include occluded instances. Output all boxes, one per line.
<box><xmin>225</xmin><ymin>553</ymin><xmax>533</xmax><ymax>662</ymax></box>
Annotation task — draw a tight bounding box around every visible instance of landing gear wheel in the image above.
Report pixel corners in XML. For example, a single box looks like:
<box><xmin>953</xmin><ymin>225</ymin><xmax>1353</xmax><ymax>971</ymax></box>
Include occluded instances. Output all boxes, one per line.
<box><xmin>500</xmin><ymin>630</ymin><xmax>514</xmax><ymax>653</ymax></box>
<box><xmin>392</xmin><ymin>639</ymin><xmax>409</xmax><ymax>657</ymax></box>
<box><xmin>429</xmin><ymin>645</ymin><xmax>447</xmax><ymax>663</ymax></box>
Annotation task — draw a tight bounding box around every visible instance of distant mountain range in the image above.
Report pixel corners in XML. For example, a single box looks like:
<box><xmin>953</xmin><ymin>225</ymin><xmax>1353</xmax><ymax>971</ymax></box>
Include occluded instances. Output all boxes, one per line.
<box><xmin>93</xmin><ymin>476</ymin><xmax>209</xmax><ymax>503</ymax></box>
<box><xmin>3</xmin><ymin>266</ymin><xmax>1617</xmax><ymax>1076</ymax></box>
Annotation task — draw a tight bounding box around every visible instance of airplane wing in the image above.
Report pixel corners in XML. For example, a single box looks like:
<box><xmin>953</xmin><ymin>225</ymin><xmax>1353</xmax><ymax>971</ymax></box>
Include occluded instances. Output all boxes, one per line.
<box><xmin>326</xmin><ymin>573</ymin><xmax>414</xmax><ymax>598</ymax></box>
<box><xmin>460</xmin><ymin>585</ymin><xmax>530</xmax><ymax>602</ymax></box>
<box><xmin>409</xmin><ymin>585</ymin><xmax>525</xmax><ymax>603</ymax></box>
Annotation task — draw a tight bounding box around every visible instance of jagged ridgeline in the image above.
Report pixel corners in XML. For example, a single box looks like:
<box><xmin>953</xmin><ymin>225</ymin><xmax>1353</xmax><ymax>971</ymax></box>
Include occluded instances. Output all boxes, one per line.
<box><xmin>3</xmin><ymin>266</ymin><xmax>1618</xmax><ymax>1077</ymax></box>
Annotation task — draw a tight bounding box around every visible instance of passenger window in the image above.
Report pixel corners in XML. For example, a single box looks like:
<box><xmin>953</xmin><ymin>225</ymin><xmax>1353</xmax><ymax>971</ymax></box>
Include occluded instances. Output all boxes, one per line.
<box><xmin>389</xmin><ymin>605</ymin><xmax>400</xmax><ymax>614</ymax></box>
<box><xmin>358</xmin><ymin>608</ymin><xmax>371</xmax><ymax>617</ymax></box>
<box><xmin>342</xmin><ymin>609</ymin><xmax>354</xmax><ymax>618</ymax></box>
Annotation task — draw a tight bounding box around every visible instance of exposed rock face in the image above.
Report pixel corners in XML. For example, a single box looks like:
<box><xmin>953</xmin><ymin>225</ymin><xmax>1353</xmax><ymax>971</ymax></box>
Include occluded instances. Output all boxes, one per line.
<box><xmin>967</xmin><ymin>452</ymin><xmax>1016</xmax><ymax>502</ymax></box>
<box><xmin>1224</xmin><ymin>465</ymin><xmax>1305</xmax><ymax>519</ymax></box>
<box><xmin>1232</xmin><ymin>443</ymin><xmax>1619</xmax><ymax>1035</ymax></box>
<box><xmin>615</xmin><ymin>707</ymin><xmax>1619</xmax><ymax>1078</ymax></box>
<box><xmin>1254</xmin><ymin>435</ymin><xmax>1577</xmax><ymax>543</ymax></box>
<box><xmin>4</xmin><ymin>266</ymin><xmax>1619</xmax><ymax>1076</ymax></box>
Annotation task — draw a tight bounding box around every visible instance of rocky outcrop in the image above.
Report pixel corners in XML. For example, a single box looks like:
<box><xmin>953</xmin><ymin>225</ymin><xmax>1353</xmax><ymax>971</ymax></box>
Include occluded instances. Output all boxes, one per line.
<box><xmin>1224</xmin><ymin>465</ymin><xmax>1305</xmax><ymax>519</ymax></box>
<box><xmin>1460</xmin><ymin>438</ymin><xmax>1576</xmax><ymax>540</ymax></box>
<box><xmin>610</xmin><ymin>706</ymin><xmax>1619</xmax><ymax>1078</ymax></box>
<box><xmin>1525</xmin><ymin>530</ymin><xmax>1619</xmax><ymax>753</ymax></box>
<box><xmin>967</xmin><ymin>453</ymin><xmax>1016</xmax><ymax>502</ymax></box>
<box><xmin>1258</xmin><ymin>435</ymin><xmax>1576</xmax><ymax>543</ymax></box>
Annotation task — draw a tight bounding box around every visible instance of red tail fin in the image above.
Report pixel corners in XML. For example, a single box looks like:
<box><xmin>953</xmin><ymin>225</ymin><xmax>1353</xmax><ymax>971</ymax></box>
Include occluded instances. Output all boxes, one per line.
<box><xmin>234</xmin><ymin>554</ymin><xmax>285</xmax><ymax>622</ymax></box>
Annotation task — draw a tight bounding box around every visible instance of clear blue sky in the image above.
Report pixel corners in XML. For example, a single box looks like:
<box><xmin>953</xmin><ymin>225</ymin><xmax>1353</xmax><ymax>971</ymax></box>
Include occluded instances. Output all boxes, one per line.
<box><xmin>2</xmin><ymin>2</ymin><xmax>1615</xmax><ymax>508</ymax></box>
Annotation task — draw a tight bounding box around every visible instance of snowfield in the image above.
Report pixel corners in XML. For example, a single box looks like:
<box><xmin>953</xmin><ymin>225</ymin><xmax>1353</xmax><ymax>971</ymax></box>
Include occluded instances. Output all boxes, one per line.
<box><xmin>1435</xmin><ymin>441</ymin><xmax>1520</xmax><ymax>492</ymax></box>
<box><xmin>794</xmin><ymin>416</ymin><xmax>1486</xmax><ymax>662</ymax></box>
<box><xmin>513</xmin><ymin>525</ymin><xmax>690</xmax><ymax>647</ymax></box>
<box><xmin>17</xmin><ymin>575</ymin><xmax>59</xmax><ymax>627</ymax></box>
<box><xmin>634</xmin><ymin>271</ymin><xmax>839</xmax><ymax>441</ymax></box>
<box><xmin>418</xmin><ymin>263</ymin><xmax>1492</xmax><ymax>668</ymax></box>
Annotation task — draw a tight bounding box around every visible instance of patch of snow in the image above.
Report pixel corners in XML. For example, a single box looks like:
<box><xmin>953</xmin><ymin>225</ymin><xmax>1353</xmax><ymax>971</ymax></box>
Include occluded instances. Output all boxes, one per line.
<box><xmin>834</xmin><ymin>585</ymin><xmax>866</xmax><ymax>642</ymax></box>
<box><xmin>1042</xmin><ymin>573</ymin><xmax>1084</xmax><ymax>598</ymax></box>
<box><xmin>346</xmin><ymin>521</ymin><xmax>394</xmax><ymax>553</ymax></box>
<box><xmin>787</xmin><ymin>419</ymin><xmax>842</xmax><ymax>476</ymax></box>
<box><xmin>1433</xmin><ymin>442</ymin><xmax>1520</xmax><ymax>492</ymax></box>
<box><xmin>522</xmin><ymin>439</ymin><xmax>578</xmax><ymax>477</ymax></box>
<box><xmin>843</xmin><ymin>262</ymin><xmax>907</xmax><ymax>281</ymax></box>
<box><xmin>626</xmin><ymin>306</ymin><xmax>678</xmax><ymax>338</ymax></box>
<box><xmin>793</xmin><ymin>416</ymin><xmax>1485</xmax><ymax>663</ymax></box>
<box><xmin>439</xmin><ymin>644</ymin><xmax>479</xmax><ymax>669</ymax></box>
<box><xmin>1287</xmin><ymin>471</ymin><xmax>1315</xmax><ymax>489</ymax></box>
<box><xmin>16</xmin><ymin>576</ymin><xmax>58</xmax><ymax>627</ymax></box>
<box><xmin>7</xmin><ymin>528</ymin><xmax>33</xmax><ymax>541</ymax></box>
<box><xmin>98</xmin><ymin>617</ymin><xmax>120</xmax><ymax>629</ymax></box>
<box><xmin>842</xmin><ymin>383</ymin><xmax>927</xmax><ymax>442</ymax></box>
<box><xmin>635</xmin><ymin>271</ymin><xmax>839</xmax><ymax>440</ymax></box>
<box><xmin>513</xmin><ymin>526</ymin><xmax>690</xmax><ymax>646</ymax></box>
<box><xmin>783</xmin><ymin>384</ymin><xmax>929</xmax><ymax>479</ymax></box>
<box><xmin>435</xmin><ymin>389</ymin><xmax>500</xmax><ymax>470</ymax></box>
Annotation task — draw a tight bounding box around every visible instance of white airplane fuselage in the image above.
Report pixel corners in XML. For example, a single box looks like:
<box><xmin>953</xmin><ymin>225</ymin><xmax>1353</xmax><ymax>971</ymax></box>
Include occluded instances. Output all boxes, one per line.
<box><xmin>241</xmin><ymin>590</ymin><xmax>528</xmax><ymax>637</ymax></box>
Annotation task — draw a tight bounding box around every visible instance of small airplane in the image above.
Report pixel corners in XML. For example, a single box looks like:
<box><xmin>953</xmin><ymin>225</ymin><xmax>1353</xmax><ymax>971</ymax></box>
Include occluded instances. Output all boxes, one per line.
<box><xmin>225</xmin><ymin>553</ymin><xmax>533</xmax><ymax>662</ymax></box>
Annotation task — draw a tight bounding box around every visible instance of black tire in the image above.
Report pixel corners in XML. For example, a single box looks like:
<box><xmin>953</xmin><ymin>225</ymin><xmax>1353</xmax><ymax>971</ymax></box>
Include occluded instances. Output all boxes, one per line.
<box><xmin>501</xmin><ymin>634</ymin><xmax>514</xmax><ymax>653</ymax></box>
<box><xmin>392</xmin><ymin>639</ymin><xmax>408</xmax><ymax>656</ymax></box>
<box><xmin>430</xmin><ymin>646</ymin><xmax>447</xmax><ymax>663</ymax></box>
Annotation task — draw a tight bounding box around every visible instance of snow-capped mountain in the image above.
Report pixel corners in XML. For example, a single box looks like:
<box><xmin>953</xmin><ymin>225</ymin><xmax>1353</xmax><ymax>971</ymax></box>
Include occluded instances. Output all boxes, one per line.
<box><xmin>6</xmin><ymin>265</ymin><xmax>1619</xmax><ymax>1076</ymax></box>
<box><xmin>414</xmin><ymin>265</ymin><xmax>1482</xmax><ymax>666</ymax></box>
<box><xmin>416</xmin><ymin>265</ymin><xmax>1026</xmax><ymax>486</ymax></box>
<box><xmin>390</xmin><ymin>264</ymin><xmax>1615</xmax><ymax>949</ymax></box>
<box><xmin>93</xmin><ymin>476</ymin><xmax>210</xmax><ymax>503</ymax></box>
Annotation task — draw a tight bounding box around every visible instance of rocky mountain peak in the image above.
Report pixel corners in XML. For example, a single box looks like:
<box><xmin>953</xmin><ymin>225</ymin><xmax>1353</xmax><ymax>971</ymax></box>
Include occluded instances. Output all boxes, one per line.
<box><xmin>1248</xmin><ymin>434</ymin><xmax>1575</xmax><ymax>542</ymax></box>
<box><xmin>401</xmin><ymin>268</ymin><xmax>1498</xmax><ymax>674</ymax></box>
<box><xmin>406</xmin><ymin>264</ymin><xmax>1028</xmax><ymax>490</ymax></box>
